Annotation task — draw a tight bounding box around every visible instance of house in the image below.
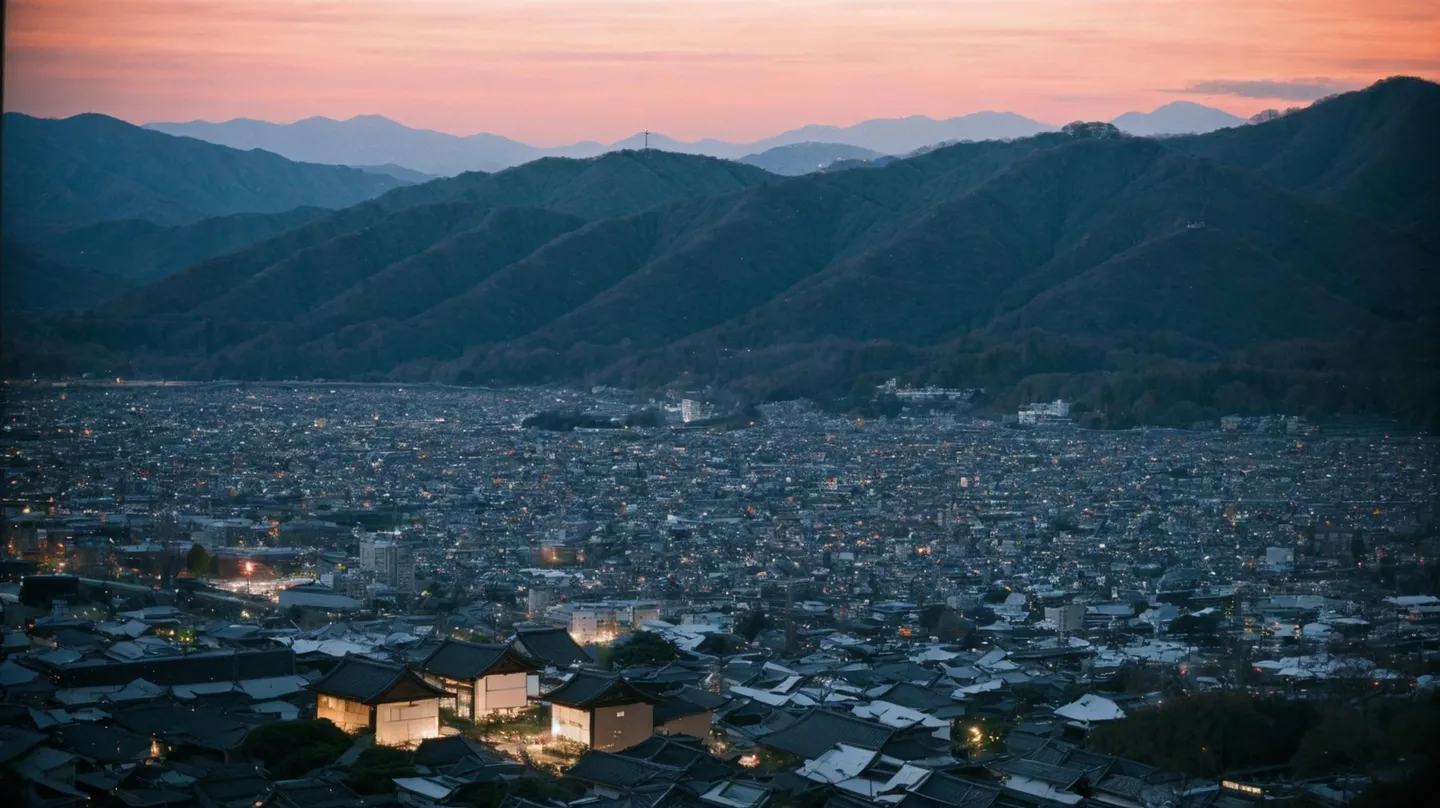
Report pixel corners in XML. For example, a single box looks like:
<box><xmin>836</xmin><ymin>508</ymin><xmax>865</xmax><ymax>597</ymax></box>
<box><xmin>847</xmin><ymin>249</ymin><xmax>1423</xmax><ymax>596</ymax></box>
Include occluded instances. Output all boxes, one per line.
<box><xmin>652</xmin><ymin>692</ymin><xmax>715</xmax><ymax>739</ymax></box>
<box><xmin>311</xmin><ymin>657</ymin><xmax>450</xmax><ymax>747</ymax></box>
<box><xmin>539</xmin><ymin>671</ymin><xmax>660</xmax><ymax>751</ymax></box>
<box><xmin>421</xmin><ymin>639</ymin><xmax>541</xmax><ymax>720</ymax></box>
<box><xmin>513</xmin><ymin>626</ymin><xmax>591</xmax><ymax>669</ymax></box>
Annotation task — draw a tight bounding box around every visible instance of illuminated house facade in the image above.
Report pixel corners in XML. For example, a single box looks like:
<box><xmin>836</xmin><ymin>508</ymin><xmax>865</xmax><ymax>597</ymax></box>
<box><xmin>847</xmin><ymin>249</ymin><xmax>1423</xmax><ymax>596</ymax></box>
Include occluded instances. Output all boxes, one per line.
<box><xmin>539</xmin><ymin>671</ymin><xmax>658</xmax><ymax>752</ymax></box>
<box><xmin>420</xmin><ymin>639</ymin><xmax>540</xmax><ymax>720</ymax></box>
<box><xmin>311</xmin><ymin>657</ymin><xmax>450</xmax><ymax>747</ymax></box>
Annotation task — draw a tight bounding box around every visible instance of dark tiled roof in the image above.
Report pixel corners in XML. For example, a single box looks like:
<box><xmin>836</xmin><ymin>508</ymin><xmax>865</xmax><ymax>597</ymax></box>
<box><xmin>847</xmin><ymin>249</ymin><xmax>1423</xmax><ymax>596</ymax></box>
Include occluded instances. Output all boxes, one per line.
<box><xmin>566</xmin><ymin>750</ymin><xmax>684</xmax><ymax>789</ymax></box>
<box><xmin>993</xmin><ymin>758</ymin><xmax>1083</xmax><ymax>788</ymax></box>
<box><xmin>899</xmin><ymin>771</ymin><xmax>1000</xmax><ymax>808</ymax></box>
<box><xmin>412</xmin><ymin>735</ymin><xmax>493</xmax><ymax>767</ymax></box>
<box><xmin>267</xmin><ymin>778</ymin><xmax>365</xmax><ymax>808</ymax></box>
<box><xmin>54</xmin><ymin>724</ymin><xmax>152</xmax><ymax>764</ymax></box>
<box><xmin>759</xmin><ymin>710</ymin><xmax>893</xmax><ymax>760</ymax></box>
<box><xmin>542</xmin><ymin>671</ymin><xmax>659</xmax><ymax>709</ymax></box>
<box><xmin>423</xmin><ymin>639</ymin><xmax>537</xmax><ymax>680</ymax></box>
<box><xmin>310</xmin><ymin>657</ymin><xmax>449</xmax><ymax>704</ymax></box>
<box><xmin>653</xmin><ymin>696</ymin><xmax>712</xmax><ymax>725</ymax></box>
<box><xmin>874</xmin><ymin>683</ymin><xmax>959</xmax><ymax>713</ymax></box>
<box><xmin>514</xmin><ymin>627</ymin><xmax>590</xmax><ymax>667</ymax></box>
<box><xmin>619</xmin><ymin>735</ymin><xmax>710</xmax><ymax>768</ymax></box>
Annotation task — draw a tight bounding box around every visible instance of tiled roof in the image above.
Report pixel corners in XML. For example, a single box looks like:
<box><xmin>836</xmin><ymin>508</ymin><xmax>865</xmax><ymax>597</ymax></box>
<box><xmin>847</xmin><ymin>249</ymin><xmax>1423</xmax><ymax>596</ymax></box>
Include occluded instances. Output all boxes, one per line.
<box><xmin>566</xmin><ymin>750</ymin><xmax>684</xmax><ymax>789</ymax></box>
<box><xmin>899</xmin><ymin>771</ymin><xmax>1000</xmax><ymax>808</ymax></box>
<box><xmin>993</xmin><ymin>758</ymin><xmax>1083</xmax><ymax>788</ymax></box>
<box><xmin>514</xmin><ymin>627</ymin><xmax>591</xmax><ymax>667</ymax></box>
<box><xmin>423</xmin><ymin>639</ymin><xmax>536</xmax><ymax>680</ymax></box>
<box><xmin>310</xmin><ymin>657</ymin><xmax>448</xmax><ymax>704</ymax></box>
<box><xmin>541</xmin><ymin>671</ymin><xmax>659</xmax><ymax>708</ymax></box>
<box><xmin>759</xmin><ymin>710</ymin><xmax>894</xmax><ymax>760</ymax></box>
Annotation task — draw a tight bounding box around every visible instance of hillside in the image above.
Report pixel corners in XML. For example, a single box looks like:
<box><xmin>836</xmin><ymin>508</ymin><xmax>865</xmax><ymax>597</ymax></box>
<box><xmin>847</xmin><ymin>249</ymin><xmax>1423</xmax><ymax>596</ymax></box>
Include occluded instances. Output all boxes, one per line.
<box><xmin>11</xmin><ymin>79</ymin><xmax>1440</xmax><ymax>427</ymax></box>
<box><xmin>1166</xmin><ymin>76</ymin><xmax>1440</xmax><ymax>237</ymax></box>
<box><xmin>1</xmin><ymin>239</ymin><xmax>132</xmax><ymax>317</ymax></box>
<box><xmin>2</xmin><ymin>112</ymin><xmax>405</xmax><ymax>235</ymax></box>
<box><xmin>35</xmin><ymin>207</ymin><xmax>330</xmax><ymax>284</ymax></box>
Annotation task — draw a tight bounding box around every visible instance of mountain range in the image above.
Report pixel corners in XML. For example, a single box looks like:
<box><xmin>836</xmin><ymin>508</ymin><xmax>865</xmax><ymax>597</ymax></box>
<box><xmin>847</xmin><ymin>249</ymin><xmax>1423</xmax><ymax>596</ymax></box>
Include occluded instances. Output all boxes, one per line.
<box><xmin>2</xmin><ymin>112</ymin><xmax>404</xmax><ymax>235</ymax></box>
<box><xmin>8</xmin><ymin>77</ymin><xmax>1438</xmax><ymax>428</ymax></box>
<box><xmin>144</xmin><ymin>102</ymin><xmax>1245</xmax><ymax>176</ymax></box>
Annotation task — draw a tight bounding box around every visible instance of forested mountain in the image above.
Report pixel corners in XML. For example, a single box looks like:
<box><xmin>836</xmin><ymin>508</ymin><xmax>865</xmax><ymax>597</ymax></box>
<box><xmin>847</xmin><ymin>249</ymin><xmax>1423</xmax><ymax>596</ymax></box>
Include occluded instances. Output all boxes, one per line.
<box><xmin>1</xmin><ymin>240</ymin><xmax>133</xmax><ymax>317</ymax></box>
<box><xmin>9</xmin><ymin>78</ymin><xmax>1439</xmax><ymax>428</ymax></box>
<box><xmin>2</xmin><ymin>112</ymin><xmax>405</xmax><ymax>234</ymax></box>
<box><xmin>34</xmin><ymin>208</ymin><xmax>330</xmax><ymax>284</ymax></box>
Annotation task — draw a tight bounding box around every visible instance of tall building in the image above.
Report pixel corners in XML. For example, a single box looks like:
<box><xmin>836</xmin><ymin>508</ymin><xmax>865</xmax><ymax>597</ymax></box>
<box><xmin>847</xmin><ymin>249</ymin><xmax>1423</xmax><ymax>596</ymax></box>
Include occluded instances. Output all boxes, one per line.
<box><xmin>359</xmin><ymin>532</ymin><xmax>416</xmax><ymax>593</ymax></box>
<box><xmin>1045</xmin><ymin>604</ymin><xmax>1086</xmax><ymax>633</ymax></box>
<box><xmin>680</xmin><ymin>399</ymin><xmax>704</xmax><ymax>424</ymax></box>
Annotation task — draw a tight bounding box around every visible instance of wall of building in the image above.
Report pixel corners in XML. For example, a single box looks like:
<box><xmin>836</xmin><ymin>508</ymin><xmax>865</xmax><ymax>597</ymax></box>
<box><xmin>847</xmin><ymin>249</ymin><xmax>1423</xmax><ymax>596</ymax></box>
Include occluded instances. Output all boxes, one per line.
<box><xmin>375</xmin><ymin>699</ymin><xmax>439</xmax><ymax>747</ymax></box>
<box><xmin>657</xmin><ymin>711</ymin><xmax>712</xmax><ymax>740</ymax></box>
<box><xmin>318</xmin><ymin>695</ymin><xmax>372</xmax><ymax>734</ymax></box>
<box><xmin>591</xmin><ymin>703</ymin><xmax>653</xmax><ymax>752</ymax></box>
<box><xmin>476</xmin><ymin>671</ymin><xmax>528</xmax><ymax>715</ymax></box>
<box><xmin>552</xmin><ymin>703</ymin><xmax>592</xmax><ymax>746</ymax></box>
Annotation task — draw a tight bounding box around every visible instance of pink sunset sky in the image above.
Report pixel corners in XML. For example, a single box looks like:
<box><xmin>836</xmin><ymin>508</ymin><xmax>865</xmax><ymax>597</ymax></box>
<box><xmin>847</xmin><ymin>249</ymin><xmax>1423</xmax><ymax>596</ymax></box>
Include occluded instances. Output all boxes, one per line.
<box><xmin>5</xmin><ymin>0</ymin><xmax>1439</xmax><ymax>145</ymax></box>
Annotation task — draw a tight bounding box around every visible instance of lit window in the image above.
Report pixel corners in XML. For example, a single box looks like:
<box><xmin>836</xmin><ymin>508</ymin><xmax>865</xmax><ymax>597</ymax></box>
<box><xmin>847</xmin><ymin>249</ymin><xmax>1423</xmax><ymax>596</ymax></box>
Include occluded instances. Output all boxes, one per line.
<box><xmin>615</xmin><ymin>710</ymin><xmax>625</xmax><ymax>717</ymax></box>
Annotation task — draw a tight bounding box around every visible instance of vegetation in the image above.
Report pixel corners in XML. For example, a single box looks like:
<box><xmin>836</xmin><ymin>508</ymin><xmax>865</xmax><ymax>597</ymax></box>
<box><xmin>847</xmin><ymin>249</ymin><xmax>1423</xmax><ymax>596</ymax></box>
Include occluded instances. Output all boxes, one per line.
<box><xmin>605</xmin><ymin>631</ymin><xmax>681</xmax><ymax>669</ymax></box>
<box><xmin>241</xmin><ymin>719</ymin><xmax>351</xmax><ymax>779</ymax></box>
<box><xmin>185</xmin><ymin>544</ymin><xmax>212</xmax><ymax>578</ymax></box>
<box><xmin>735</xmin><ymin>610</ymin><xmax>773</xmax><ymax>642</ymax></box>
<box><xmin>343</xmin><ymin>745</ymin><xmax>416</xmax><ymax>794</ymax></box>
<box><xmin>1088</xmin><ymin>691</ymin><xmax>1440</xmax><ymax>786</ymax></box>
<box><xmin>8</xmin><ymin>79</ymin><xmax>1439</xmax><ymax>430</ymax></box>
<box><xmin>2</xmin><ymin>111</ymin><xmax>401</xmax><ymax>234</ymax></box>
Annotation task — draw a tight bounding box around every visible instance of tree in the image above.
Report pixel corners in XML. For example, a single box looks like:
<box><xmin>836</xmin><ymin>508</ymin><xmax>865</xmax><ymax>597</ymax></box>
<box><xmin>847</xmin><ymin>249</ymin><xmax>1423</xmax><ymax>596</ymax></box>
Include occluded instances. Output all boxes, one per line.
<box><xmin>242</xmin><ymin>719</ymin><xmax>350</xmax><ymax>779</ymax></box>
<box><xmin>736</xmin><ymin>610</ymin><xmax>772</xmax><ymax>642</ymax></box>
<box><xmin>186</xmin><ymin>543</ymin><xmax>212</xmax><ymax>578</ymax></box>
<box><xmin>607</xmin><ymin>632</ymin><xmax>680</xmax><ymax>669</ymax></box>
<box><xmin>344</xmin><ymin>746</ymin><xmax>416</xmax><ymax>794</ymax></box>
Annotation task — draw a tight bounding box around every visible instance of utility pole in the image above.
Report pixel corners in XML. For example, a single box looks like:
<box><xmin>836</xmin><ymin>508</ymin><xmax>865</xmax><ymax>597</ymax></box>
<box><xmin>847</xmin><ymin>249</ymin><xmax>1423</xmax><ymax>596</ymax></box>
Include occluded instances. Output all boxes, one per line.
<box><xmin>644</xmin><ymin>130</ymin><xmax>650</xmax><ymax>150</ymax></box>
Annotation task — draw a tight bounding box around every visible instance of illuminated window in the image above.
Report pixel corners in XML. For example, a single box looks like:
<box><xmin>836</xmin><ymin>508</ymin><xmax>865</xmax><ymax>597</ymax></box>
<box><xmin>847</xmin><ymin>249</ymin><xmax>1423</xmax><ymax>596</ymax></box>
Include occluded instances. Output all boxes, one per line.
<box><xmin>615</xmin><ymin>710</ymin><xmax>625</xmax><ymax>717</ymax></box>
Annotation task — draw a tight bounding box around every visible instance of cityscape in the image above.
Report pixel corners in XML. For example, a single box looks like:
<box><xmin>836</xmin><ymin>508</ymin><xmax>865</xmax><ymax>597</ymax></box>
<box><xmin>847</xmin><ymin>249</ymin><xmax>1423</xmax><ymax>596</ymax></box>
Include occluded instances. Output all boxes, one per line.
<box><xmin>4</xmin><ymin>1</ymin><xmax>1439</xmax><ymax>807</ymax></box>
<box><xmin>1</xmin><ymin>381</ymin><xmax>1435</xmax><ymax>807</ymax></box>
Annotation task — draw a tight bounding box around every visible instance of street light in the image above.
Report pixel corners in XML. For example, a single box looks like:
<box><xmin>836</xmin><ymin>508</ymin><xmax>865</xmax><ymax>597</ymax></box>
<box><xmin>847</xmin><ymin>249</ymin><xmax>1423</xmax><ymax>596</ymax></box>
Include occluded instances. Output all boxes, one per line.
<box><xmin>245</xmin><ymin>561</ymin><xmax>254</xmax><ymax>595</ymax></box>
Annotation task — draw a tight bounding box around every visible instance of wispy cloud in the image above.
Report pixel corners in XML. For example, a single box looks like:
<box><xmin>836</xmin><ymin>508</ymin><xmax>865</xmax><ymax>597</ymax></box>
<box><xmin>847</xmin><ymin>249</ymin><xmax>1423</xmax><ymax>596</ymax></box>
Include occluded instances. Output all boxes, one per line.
<box><xmin>1165</xmin><ymin>77</ymin><xmax>1361</xmax><ymax>100</ymax></box>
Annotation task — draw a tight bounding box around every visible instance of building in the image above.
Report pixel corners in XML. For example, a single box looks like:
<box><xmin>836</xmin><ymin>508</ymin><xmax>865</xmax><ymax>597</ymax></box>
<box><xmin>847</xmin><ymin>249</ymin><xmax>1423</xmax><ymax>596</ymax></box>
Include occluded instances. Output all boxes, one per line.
<box><xmin>540</xmin><ymin>671</ymin><xmax>659</xmax><ymax>751</ymax></box>
<box><xmin>1265</xmin><ymin>547</ymin><xmax>1296</xmax><ymax>572</ymax></box>
<box><xmin>569</xmin><ymin>602</ymin><xmax>662</xmax><ymax>644</ymax></box>
<box><xmin>680</xmin><ymin>400</ymin><xmax>705</xmax><ymax>424</ymax></box>
<box><xmin>420</xmin><ymin>639</ymin><xmax>540</xmax><ymax>720</ymax></box>
<box><xmin>358</xmin><ymin>532</ymin><xmax>416</xmax><ymax>593</ymax></box>
<box><xmin>311</xmin><ymin>657</ymin><xmax>450</xmax><ymax>747</ymax></box>
<box><xmin>278</xmin><ymin>582</ymin><xmax>363</xmax><ymax>612</ymax></box>
<box><xmin>1045</xmin><ymin>604</ymin><xmax>1086</xmax><ymax>633</ymax></box>
<box><xmin>514</xmin><ymin>626</ymin><xmax>592</xmax><ymax>669</ymax></box>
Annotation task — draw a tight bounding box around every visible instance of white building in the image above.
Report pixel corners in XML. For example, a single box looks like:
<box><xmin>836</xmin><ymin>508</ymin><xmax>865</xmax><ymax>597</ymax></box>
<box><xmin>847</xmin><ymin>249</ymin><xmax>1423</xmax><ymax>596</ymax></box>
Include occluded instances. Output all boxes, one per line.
<box><xmin>1045</xmin><ymin>604</ymin><xmax>1086</xmax><ymax>633</ymax></box>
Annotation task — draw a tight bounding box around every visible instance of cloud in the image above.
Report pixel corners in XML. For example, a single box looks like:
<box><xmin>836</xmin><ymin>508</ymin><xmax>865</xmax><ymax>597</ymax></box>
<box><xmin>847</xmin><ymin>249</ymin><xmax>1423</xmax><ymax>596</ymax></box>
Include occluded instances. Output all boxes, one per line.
<box><xmin>1165</xmin><ymin>78</ymin><xmax>1360</xmax><ymax>101</ymax></box>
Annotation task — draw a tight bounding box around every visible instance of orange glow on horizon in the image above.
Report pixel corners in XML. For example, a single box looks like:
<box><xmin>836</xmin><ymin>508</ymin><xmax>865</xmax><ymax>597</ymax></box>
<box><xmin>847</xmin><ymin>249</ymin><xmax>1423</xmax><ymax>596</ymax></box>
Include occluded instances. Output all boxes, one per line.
<box><xmin>4</xmin><ymin>0</ymin><xmax>1438</xmax><ymax>145</ymax></box>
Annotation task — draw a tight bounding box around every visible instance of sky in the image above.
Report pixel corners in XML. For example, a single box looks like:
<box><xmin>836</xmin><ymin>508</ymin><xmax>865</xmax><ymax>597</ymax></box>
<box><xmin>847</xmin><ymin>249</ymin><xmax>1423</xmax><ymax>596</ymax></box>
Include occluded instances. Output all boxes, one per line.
<box><xmin>5</xmin><ymin>0</ymin><xmax>1439</xmax><ymax>145</ymax></box>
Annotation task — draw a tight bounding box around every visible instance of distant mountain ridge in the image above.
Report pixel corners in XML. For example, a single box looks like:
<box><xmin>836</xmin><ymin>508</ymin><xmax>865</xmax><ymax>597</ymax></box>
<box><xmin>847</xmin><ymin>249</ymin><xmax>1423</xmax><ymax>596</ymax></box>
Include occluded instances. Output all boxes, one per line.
<box><xmin>146</xmin><ymin>104</ymin><xmax>1248</xmax><ymax>176</ymax></box>
<box><xmin>1111</xmin><ymin>101</ymin><xmax>1246</xmax><ymax>136</ymax></box>
<box><xmin>15</xmin><ymin>78</ymin><xmax>1438</xmax><ymax>428</ymax></box>
<box><xmin>2</xmin><ymin>112</ymin><xmax>406</xmax><ymax>234</ymax></box>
